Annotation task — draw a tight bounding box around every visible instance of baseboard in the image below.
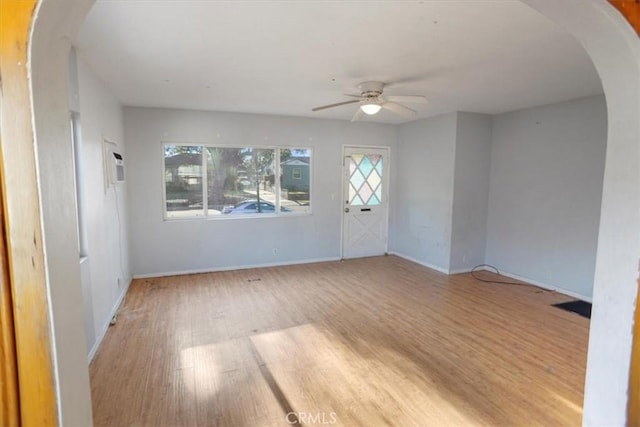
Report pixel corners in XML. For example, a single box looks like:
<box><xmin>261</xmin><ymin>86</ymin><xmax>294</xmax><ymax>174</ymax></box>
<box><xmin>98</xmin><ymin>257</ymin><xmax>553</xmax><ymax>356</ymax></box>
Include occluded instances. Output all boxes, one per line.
<box><xmin>88</xmin><ymin>277</ymin><xmax>132</xmax><ymax>362</ymax></box>
<box><xmin>388</xmin><ymin>251</ymin><xmax>450</xmax><ymax>274</ymax></box>
<box><xmin>486</xmin><ymin>268</ymin><xmax>593</xmax><ymax>302</ymax></box>
<box><xmin>456</xmin><ymin>265</ymin><xmax>593</xmax><ymax>302</ymax></box>
<box><xmin>389</xmin><ymin>255</ymin><xmax>592</xmax><ymax>302</ymax></box>
<box><xmin>448</xmin><ymin>267</ymin><xmax>477</xmax><ymax>275</ymax></box>
<box><xmin>132</xmin><ymin>257</ymin><xmax>342</xmax><ymax>280</ymax></box>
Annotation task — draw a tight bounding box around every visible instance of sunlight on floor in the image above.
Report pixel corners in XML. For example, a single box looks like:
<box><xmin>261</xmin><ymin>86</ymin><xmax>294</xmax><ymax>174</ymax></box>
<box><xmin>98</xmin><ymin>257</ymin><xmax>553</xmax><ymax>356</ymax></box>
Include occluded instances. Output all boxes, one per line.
<box><xmin>249</xmin><ymin>323</ymin><xmax>481</xmax><ymax>426</ymax></box>
<box><xmin>181</xmin><ymin>343</ymin><xmax>220</xmax><ymax>399</ymax></box>
<box><xmin>546</xmin><ymin>389</ymin><xmax>584</xmax><ymax>416</ymax></box>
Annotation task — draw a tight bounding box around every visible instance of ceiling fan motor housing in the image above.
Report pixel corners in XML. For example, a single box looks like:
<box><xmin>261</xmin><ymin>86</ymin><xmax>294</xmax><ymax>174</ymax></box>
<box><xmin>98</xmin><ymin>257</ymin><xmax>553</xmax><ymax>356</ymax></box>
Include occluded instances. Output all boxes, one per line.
<box><xmin>358</xmin><ymin>81</ymin><xmax>385</xmax><ymax>96</ymax></box>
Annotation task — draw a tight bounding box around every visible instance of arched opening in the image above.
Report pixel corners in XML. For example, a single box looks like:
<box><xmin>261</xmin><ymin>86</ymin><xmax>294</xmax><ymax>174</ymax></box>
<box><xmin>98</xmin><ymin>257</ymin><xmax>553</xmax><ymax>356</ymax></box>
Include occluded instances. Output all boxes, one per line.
<box><xmin>18</xmin><ymin>0</ymin><xmax>639</xmax><ymax>424</ymax></box>
<box><xmin>517</xmin><ymin>2</ymin><xmax>640</xmax><ymax>425</ymax></box>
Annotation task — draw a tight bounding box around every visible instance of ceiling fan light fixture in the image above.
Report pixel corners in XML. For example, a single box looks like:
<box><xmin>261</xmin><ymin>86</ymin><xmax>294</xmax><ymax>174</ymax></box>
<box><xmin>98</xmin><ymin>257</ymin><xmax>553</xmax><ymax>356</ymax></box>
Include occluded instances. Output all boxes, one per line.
<box><xmin>360</xmin><ymin>101</ymin><xmax>382</xmax><ymax>115</ymax></box>
<box><xmin>311</xmin><ymin>81</ymin><xmax>425</xmax><ymax>120</ymax></box>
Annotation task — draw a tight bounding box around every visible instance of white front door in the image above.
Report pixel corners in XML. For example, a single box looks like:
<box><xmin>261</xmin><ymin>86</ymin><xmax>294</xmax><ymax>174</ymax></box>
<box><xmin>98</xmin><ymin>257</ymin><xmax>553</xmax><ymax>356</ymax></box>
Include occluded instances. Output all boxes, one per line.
<box><xmin>342</xmin><ymin>147</ymin><xmax>390</xmax><ymax>259</ymax></box>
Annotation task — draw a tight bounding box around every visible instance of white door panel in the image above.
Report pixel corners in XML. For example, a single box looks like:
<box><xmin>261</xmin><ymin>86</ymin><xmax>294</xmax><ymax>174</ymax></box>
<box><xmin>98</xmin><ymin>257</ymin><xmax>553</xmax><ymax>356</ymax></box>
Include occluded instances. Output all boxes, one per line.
<box><xmin>342</xmin><ymin>147</ymin><xmax>389</xmax><ymax>259</ymax></box>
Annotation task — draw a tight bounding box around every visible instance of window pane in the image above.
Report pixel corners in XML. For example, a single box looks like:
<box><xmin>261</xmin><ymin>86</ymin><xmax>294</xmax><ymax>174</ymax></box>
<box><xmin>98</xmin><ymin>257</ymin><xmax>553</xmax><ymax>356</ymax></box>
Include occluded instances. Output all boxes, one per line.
<box><xmin>164</xmin><ymin>145</ymin><xmax>204</xmax><ymax>218</ymax></box>
<box><xmin>207</xmin><ymin>147</ymin><xmax>244</xmax><ymax>215</ymax></box>
<box><xmin>348</xmin><ymin>153</ymin><xmax>382</xmax><ymax>206</ymax></box>
<box><xmin>280</xmin><ymin>148</ymin><xmax>311</xmax><ymax>213</ymax></box>
<box><xmin>212</xmin><ymin>147</ymin><xmax>275</xmax><ymax>215</ymax></box>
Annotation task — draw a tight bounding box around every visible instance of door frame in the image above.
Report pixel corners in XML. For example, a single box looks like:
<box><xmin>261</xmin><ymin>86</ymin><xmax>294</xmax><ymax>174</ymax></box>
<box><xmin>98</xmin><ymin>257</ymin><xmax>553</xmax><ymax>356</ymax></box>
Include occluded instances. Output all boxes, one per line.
<box><xmin>0</xmin><ymin>0</ymin><xmax>59</xmax><ymax>425</ymax></box>
<box><xmin>340</xmin><ymin>145</ymin><xmax>391</xmax><ymax>259</ymax></box>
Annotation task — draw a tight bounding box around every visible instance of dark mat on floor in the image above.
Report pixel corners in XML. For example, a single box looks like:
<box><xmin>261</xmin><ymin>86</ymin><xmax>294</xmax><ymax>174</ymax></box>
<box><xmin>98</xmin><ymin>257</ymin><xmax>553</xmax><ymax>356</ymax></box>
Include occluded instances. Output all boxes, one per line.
<box><xmin>552</xmin><ymin>300</ymin><xmax>591</xmax><ymax>319</ymax></box>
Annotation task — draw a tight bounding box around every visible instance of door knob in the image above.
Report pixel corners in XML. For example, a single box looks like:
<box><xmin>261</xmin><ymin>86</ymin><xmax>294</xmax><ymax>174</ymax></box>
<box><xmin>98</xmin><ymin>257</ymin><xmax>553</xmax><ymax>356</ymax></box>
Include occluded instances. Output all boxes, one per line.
<box><xmin>344</xmin><ymin>207</ymin><xmax>350</xmax><ymax>213</ymax></box>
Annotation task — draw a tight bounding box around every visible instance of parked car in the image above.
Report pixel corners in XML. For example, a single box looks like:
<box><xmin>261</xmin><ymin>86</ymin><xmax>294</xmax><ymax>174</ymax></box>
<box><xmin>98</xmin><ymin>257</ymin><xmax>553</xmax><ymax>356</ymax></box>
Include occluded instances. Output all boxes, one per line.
<box><xmin>222</xmin><ymin>200</ymin><xmax>291</xmax><ymax>214</ymax></box>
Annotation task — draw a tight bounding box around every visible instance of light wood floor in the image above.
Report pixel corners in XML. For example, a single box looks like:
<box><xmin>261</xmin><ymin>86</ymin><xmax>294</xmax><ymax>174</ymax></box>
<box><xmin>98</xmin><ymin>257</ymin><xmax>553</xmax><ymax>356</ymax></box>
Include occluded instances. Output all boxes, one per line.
<box><xmin>90</xmin><ymin>256</ymin><xmax>589</xmax><ymax>427</ymax></box>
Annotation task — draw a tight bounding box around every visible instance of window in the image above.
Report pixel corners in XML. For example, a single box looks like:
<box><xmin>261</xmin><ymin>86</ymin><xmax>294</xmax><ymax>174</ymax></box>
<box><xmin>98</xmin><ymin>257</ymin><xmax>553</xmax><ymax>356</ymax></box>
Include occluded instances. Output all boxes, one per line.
<box><xmin>280</xmin><ymin>149</ymin><xmax>310</xmax><ymax>213</ymax></box>
<box><xmin>347</xmin><ymin>153</ymin><xmax>383</xmax><ymax>206</ymax></box>
<box><xmin>163</xmin><ymin>144</ymin><xmax>311</xmax><ymax>219</ymax></box>
<box><xmin>71</xmin><ymin>112</ymin><xmax>88</xmax><ymax>256</ymax></box>
<box><xmin>164</xmin><ymin>145</ymin><xmax>204</xmax><ymax>218</ymax></box>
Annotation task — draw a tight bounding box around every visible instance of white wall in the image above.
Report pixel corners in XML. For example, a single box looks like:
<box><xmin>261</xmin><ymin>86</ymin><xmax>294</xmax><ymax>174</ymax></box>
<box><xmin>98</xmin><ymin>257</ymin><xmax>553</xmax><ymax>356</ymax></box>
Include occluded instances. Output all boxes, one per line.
<box><xmin>124</xmin><ymin>107</ymin><xmax>395</xmax><ymax>276</ymax></box>
<box><xmin>390</xmin><ymin>113</ymin><xmax>457</xmax><ymax>272</ymax></box>
<box><xmin>76</xmin><ymin>56</ymin><xmax>131</xmax><ymax>356</ymax></box>
<box><xmin>449</xmin><ymin>112</ymin><xmax>493</xmax><ymax>273</ymax></box>
<box><xmin>30</xmin><ymin>0</ymin><xmax>95</xmax><ymax>424</ymax></box>
<box><xmin>68</xmin><ymin>50</ymin><xmax>96</xmax><ymax>355</ymax></box>
<box><xmin>391</xmin><ymin>99</ymin><xmax>604</xmax><ymax>293</ymax></box>
<box><xmin>485</xmin><ymin>95</ymin><xmax>606</xmax><ymax>300</ymax></box>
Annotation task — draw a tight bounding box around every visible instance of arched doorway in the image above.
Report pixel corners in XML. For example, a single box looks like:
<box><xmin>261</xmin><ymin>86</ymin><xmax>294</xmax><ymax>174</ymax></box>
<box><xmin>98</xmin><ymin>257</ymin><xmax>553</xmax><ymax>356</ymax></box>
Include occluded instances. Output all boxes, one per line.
<box><xmin>1</xmin><ymin>0</ymin><xmax>637</xmax><ymax>424</ymax></box>
<box><xmin>518</xmin><ymin>2</ymin><xmax>640</xmax><ymax>424</ymax></box>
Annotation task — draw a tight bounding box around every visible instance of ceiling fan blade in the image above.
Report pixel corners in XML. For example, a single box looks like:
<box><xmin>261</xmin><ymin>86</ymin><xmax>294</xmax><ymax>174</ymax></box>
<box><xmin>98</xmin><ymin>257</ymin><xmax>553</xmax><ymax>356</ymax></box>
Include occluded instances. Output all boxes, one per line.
<box><xmin>344</xmin><ymin>93</ymin><xmax>362</xmax><ymax>98</ymax></box>
<box><xmin>384</xmin><ymin>95</ymin><xmax>428</xmax><ymax>104</ymax></box>
<box><xmin>382</xmin><ymin>102</ymin><xmax>416</xmax><ymax>116</ymax></box>
<box><xmin>351</xmin><ymin>108</ymin><xmax>364</xmax><ymax>122</ymax></box>
<box><xmin>312</xmin><ymin>99</ymin><xmax>359</xmax><ymax>112</ymax></box>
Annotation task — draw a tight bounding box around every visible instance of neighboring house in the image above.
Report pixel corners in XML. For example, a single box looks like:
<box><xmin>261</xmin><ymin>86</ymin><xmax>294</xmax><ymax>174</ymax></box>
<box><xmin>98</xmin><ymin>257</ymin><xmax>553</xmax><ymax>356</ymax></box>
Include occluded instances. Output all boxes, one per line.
<box><xmin>164</xmin><ymin>153</ymin><xmax>202</xmax><ymax>185</ymax></box>
<box><xmin>164</xmin><ymin>153</ymin><xmax>202</xmax><ymax>208</ymax></box>
<box><xmin>281</xmin><ymin>157</ymin><xmax>310</xmax><ymax>192</ymax></box>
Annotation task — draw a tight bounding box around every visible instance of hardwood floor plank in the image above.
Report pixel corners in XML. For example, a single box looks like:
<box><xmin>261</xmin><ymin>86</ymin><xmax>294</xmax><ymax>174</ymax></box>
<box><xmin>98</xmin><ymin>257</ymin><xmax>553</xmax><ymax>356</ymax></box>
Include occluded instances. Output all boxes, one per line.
<box><xmin>90</xmin><ymin>256</ymin><xmax>588</xmax><ymax>426</ymax></box>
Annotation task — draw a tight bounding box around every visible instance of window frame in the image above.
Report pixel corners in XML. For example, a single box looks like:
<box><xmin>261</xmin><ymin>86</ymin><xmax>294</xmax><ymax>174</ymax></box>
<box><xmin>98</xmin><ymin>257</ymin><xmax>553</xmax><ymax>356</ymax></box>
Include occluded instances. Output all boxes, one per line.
<box><xmin>161</xmin><ymin>142</ymin><xmax>313</xmax><ymax>220</ymax></box>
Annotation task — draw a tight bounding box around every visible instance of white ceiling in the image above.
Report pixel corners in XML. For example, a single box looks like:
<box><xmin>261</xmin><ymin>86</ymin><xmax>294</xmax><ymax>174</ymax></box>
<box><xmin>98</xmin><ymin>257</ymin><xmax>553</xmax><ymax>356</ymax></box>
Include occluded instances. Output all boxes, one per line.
<box><xmin>75</xmin><ymin>0</ymin><xmax>603</xmax><ymax>124</ymax></box>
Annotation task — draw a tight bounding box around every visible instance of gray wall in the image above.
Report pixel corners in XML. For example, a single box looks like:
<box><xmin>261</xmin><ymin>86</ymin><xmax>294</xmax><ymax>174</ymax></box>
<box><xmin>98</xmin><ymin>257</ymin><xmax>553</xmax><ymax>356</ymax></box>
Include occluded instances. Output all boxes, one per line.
<box><xmin>390</xmin><ymin>113</ymin><xmax>457</xmax><ymax>272</ymax></box>
<box><xmin>485</xmin><ymin>95</ymin><xmax>607</xmax><ymax>300</ymax></box>
<box><xmin>449</xmin><ymin>113</ymin><xmax>493</xmax><ymax>273</ymax></box>
<box><xmin>76</xmin><ymin>56</ymin><xmax>132</xmax><ymax>356</ymax></box>
<box><xmin>390</xmin><ymin>112</ymin><xmax>493</xmax><ymax>274</ymax></box>
<box><xmin>124</xmin><ymin>108</ymin><xmax>396</xmax><ymax>276</ymax></box>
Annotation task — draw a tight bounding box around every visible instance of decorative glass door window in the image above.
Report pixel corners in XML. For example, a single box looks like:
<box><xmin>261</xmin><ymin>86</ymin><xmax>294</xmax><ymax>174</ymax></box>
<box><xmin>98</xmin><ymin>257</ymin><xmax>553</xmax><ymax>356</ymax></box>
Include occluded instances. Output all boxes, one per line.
<box><xmin>347</xmin><ymin>154</ymin><xmax>383</xmax><ymax>206</ymax></box>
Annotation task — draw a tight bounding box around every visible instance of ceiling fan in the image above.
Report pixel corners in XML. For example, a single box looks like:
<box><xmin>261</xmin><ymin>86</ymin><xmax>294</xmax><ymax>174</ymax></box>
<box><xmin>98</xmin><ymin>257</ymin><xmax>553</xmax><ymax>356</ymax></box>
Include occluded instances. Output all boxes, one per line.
<box><xmin>312</xmin><ymin>81</ymin><xmax>428</xmax><ymax>122</ymax></box>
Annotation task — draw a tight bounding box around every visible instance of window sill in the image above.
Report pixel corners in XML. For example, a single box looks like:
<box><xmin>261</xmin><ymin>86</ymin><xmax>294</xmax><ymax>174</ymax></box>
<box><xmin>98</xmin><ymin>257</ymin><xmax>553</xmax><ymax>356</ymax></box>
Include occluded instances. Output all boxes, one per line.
<box><xmin>163</xmin><ymin>212</ymin><xmax>313</xmax><ymax>222</ymax></box>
